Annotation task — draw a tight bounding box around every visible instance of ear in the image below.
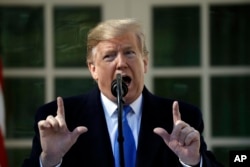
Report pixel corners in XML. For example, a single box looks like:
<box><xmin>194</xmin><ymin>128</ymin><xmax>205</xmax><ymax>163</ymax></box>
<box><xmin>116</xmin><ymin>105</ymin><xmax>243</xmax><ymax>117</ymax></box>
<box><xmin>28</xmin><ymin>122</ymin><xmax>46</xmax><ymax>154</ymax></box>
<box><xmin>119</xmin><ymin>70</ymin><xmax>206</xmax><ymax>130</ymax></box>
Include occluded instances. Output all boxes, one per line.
<box><xmin>88</xmin><ymin>63</ymin><xmax>98</xmax><ymax>80</ymax></box>
<box><xmin>143</xmin><ymin>56</ymin><xmax>148</xmax><ymax>73</ymax></box>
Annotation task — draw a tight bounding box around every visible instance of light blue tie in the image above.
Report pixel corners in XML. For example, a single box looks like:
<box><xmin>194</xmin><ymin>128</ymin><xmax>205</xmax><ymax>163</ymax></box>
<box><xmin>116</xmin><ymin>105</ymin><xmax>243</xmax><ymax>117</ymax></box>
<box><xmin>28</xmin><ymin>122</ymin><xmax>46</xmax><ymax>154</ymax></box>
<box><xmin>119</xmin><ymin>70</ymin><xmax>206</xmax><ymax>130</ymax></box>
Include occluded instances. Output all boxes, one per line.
<box><xmin>114</xmin><ymin>105</ymin><xmax>136</xmax><ymax>167</ymax></box>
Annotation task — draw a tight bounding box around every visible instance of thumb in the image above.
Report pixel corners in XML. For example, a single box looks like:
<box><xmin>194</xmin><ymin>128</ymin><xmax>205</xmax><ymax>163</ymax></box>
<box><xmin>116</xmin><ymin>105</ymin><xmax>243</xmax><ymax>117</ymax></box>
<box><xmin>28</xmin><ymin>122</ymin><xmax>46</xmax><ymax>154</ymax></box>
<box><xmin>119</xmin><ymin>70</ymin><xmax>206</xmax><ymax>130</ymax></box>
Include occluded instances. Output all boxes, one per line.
<box><xmin>153</xmin><ymin>127</ymin><xmax>170</xmax><ymax>144</ymax></box>
<box><xmin>71</xmin><ymin>126</ymin><xmax>88</xmax><ymax>140</ymax></box>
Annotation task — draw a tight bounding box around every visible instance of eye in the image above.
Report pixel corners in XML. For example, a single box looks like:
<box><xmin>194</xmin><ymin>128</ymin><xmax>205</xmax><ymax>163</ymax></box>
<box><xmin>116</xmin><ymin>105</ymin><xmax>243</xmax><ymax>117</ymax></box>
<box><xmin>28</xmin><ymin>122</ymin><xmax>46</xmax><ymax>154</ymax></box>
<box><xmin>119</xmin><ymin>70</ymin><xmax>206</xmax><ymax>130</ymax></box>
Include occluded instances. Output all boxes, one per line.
<box><xmin>125</xmin><ymin>50</ymin><xmax>136</xmax><ymax>58</ymax></box>
<box><xmin>103</xmin><ymin>53</ymin><xmax>116</xmax><ymax>61</ymax></box>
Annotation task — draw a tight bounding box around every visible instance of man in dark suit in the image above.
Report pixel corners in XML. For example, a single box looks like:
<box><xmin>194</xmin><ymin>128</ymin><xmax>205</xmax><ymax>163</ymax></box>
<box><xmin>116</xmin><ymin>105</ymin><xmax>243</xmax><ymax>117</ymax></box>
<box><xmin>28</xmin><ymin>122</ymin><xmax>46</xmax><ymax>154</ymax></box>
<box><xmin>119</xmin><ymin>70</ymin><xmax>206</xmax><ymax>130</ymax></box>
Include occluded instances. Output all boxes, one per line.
<box><xmin>22</xmin><ymin>18</ymin><xmax>223</xmax><ymax>167</ymax></box>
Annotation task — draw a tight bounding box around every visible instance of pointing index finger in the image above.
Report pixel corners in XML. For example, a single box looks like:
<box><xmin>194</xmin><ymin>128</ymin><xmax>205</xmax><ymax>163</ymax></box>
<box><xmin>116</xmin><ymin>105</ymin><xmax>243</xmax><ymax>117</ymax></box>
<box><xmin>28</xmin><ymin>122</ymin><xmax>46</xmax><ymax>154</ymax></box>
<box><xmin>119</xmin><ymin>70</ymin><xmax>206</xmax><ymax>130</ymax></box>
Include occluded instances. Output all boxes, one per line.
<box><xmin>173</xmin><ymin>101</ymin><xmax>181</xmax><ymax>124</ymax></box>
<box><xmin>57</xmin><ymin>96</ymin><xmax>65</xmax><ymax>119</ymax></box>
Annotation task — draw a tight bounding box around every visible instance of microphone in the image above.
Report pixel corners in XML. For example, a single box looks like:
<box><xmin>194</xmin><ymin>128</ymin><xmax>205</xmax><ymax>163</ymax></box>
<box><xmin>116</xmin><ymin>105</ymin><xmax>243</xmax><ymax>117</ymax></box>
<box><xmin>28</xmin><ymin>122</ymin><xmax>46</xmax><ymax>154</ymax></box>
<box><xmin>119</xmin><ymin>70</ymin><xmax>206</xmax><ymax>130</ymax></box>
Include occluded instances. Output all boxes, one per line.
<box><xmin>111</xmin><ymin>73</ymin><xmax>128</xmax><ymax>167</ymax></box>
<box><xmin>111</xmin><ymin>74</ymin><xmax>128</xmax><ymax>98</ymax></box>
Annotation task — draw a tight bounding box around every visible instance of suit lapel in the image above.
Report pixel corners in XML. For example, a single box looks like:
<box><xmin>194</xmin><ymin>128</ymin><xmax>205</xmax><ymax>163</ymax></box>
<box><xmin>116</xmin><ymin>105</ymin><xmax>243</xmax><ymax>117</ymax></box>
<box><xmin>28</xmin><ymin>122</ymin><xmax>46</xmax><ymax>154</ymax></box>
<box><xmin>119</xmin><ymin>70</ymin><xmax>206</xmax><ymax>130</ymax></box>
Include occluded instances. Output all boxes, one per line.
<box><xmin>136</xmin><ymin>87</ymin><xmax>176</xmax><ymax>167</ymax></box>
<box><xmin>136</xmin><ymin>105</ymin><xmax>162</xmax><ymax>167</ymax></box>
<box><xmin>83</xmin><ymin>87</ymin><xmax>115</xmax><ymax>166</ymax></box>
<box><xmin>136</xmin><ymin>88</ymin><xmax>162</xmax><ymax>167</ymax></box>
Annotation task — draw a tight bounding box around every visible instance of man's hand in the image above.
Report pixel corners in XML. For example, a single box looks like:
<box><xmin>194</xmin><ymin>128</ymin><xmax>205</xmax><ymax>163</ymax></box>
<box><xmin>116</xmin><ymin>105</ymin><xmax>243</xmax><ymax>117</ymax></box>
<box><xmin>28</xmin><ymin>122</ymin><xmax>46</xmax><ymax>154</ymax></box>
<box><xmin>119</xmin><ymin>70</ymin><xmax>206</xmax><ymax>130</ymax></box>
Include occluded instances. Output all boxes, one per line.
<box><xmin>38</xmin><ymin>97</ymin><xmax>88</xmax><ymax>167</ymax></box>
<box><xmin>153</xmin><ymin>101</ymin><xmax>200</xmax><ymax>166</ymax></box>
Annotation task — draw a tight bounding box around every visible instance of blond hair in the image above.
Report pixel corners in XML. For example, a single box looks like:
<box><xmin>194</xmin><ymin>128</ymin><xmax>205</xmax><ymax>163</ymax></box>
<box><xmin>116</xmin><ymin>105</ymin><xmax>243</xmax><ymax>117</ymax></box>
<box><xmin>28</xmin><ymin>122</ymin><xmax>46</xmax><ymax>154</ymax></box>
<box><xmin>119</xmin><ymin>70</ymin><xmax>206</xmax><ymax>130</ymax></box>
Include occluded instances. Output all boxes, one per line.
<box><xmin>86</xmin><ymin>18</ymin><xmax>149</xmax><ymax>64</ymax></box>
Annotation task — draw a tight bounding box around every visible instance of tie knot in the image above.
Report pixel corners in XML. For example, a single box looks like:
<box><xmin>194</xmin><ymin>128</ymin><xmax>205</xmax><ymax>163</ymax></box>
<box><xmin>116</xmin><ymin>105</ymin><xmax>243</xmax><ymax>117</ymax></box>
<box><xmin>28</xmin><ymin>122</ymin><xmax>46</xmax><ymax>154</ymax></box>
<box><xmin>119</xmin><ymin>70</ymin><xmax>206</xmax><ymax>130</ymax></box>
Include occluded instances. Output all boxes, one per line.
<box><xmin>123</xmin><ymin>105</ymin><xmax>132</xmax><ymax>116</ymax></box>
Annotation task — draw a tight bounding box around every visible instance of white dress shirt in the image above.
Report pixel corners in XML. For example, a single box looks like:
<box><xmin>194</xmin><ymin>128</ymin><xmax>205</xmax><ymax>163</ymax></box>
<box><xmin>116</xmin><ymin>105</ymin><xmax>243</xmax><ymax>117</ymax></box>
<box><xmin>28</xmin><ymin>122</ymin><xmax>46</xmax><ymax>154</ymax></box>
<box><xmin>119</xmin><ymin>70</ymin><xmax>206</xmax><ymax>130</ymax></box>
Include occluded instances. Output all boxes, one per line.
<box><xmin>101</xmin><ymin>92</ymin><xmax>142</xmax><ymax>152</ymax></box>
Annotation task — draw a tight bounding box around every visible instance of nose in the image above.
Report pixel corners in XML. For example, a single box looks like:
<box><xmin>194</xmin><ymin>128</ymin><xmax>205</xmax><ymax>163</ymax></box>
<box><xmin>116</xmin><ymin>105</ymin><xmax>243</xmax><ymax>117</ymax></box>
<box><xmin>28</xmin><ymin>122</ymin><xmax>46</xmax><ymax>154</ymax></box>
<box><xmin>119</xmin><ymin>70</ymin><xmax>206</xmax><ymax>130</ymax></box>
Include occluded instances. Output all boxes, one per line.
<box><xmin>116</xmin><ymin>53</ymin><xmax>127</xmax><ymax>70</ymax></box>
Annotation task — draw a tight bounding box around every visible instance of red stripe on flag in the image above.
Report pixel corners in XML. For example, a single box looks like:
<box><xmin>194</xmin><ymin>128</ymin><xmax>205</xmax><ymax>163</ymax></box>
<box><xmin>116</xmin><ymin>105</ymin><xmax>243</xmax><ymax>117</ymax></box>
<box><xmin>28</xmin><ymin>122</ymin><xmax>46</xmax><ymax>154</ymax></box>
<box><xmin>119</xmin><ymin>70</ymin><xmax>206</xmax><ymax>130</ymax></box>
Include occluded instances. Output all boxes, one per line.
<box><xmin>0</xmin><ymin>128</ymin><xmax>8</xmax><ymax>167</ymax></box>
<box><xmin>0</xmin><ymin>57</ymin><xmax>8</xmax><ymax>167</ymax></box>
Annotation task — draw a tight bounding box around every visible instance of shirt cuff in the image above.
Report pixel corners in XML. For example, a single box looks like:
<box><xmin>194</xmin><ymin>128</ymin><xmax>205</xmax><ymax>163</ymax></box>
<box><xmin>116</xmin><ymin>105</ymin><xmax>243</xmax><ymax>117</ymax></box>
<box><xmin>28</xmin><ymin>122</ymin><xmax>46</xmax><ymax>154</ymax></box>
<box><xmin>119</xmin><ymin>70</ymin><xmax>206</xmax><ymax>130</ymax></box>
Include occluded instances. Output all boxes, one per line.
<box><xmin>39</xmin><ymin>156</ymin><xmax>62</xmax><ymax>167</ymax></box>
<box><xmin>179</xmin><ymin>156</ymin><xmax>203</xmax><ymax>167</ymax></box>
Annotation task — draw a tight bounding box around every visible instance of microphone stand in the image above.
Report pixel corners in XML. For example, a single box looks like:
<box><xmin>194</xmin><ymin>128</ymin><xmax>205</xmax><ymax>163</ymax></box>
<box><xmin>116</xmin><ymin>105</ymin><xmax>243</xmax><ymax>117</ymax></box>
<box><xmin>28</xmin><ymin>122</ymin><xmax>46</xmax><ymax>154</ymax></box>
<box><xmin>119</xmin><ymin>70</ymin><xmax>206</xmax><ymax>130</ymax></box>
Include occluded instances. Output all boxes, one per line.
<box><xmin>116</xmin><ymin>74</ymin><xmax>125</xmax><ymax>167</ymax></box>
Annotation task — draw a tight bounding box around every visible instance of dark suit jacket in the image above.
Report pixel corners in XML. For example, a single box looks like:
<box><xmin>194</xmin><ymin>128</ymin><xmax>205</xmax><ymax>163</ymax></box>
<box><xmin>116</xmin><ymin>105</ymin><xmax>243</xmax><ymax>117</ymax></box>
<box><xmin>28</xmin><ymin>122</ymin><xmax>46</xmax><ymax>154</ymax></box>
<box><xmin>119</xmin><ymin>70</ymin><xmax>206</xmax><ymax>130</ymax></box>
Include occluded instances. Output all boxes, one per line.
<box><xmin>22</xmin><ymin>86</ymin><xmax>223</xmax><ymax>167</ymax></box>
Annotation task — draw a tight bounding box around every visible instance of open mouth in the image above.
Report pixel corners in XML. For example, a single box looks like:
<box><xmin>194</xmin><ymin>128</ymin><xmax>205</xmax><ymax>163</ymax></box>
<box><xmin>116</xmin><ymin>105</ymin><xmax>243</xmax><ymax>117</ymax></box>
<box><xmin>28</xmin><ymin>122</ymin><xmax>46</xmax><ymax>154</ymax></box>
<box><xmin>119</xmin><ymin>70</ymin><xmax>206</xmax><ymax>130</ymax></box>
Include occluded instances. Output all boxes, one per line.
<box><xmin>122</xmin><ymin>76</ymin><xmax>131</xmax><ymax>86</ymax></box>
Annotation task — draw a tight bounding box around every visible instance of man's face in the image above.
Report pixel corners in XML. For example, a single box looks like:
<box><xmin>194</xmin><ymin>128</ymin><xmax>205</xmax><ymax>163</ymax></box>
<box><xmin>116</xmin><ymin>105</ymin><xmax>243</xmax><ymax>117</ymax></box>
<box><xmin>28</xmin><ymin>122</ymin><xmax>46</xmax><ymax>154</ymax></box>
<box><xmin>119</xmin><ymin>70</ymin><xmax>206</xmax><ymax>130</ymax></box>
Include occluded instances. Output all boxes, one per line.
<box><xmin>88</xmin><ymin>32</ymin><xmax>148</xmax><ymax>104</ymax></box>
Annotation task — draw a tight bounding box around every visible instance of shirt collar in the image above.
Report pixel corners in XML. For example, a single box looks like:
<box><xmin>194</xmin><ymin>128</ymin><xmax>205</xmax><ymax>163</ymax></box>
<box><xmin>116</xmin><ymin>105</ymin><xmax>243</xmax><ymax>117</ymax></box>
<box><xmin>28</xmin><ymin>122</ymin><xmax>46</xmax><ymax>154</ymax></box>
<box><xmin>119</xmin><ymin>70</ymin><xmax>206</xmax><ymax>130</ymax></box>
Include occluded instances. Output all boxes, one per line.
<box><xmin>100</xmin><ymin>93</ymin><xmax>142</xmax><ymax>117</ymax></box>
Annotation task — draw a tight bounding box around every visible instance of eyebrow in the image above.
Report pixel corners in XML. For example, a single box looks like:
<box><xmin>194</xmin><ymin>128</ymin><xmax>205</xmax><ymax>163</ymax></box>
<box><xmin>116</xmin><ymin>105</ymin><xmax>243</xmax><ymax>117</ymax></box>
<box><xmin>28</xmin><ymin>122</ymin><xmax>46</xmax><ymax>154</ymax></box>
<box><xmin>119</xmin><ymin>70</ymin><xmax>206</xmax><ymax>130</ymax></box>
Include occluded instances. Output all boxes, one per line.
<box><xmin>120</xmin><ymin>44</ymin><xmax>135</xmax><ymax>51</ymax></box>
<box><xmin>103</xmin><ymin>44</ymin><xmax>134</xmax><ymax>53</ymax></box>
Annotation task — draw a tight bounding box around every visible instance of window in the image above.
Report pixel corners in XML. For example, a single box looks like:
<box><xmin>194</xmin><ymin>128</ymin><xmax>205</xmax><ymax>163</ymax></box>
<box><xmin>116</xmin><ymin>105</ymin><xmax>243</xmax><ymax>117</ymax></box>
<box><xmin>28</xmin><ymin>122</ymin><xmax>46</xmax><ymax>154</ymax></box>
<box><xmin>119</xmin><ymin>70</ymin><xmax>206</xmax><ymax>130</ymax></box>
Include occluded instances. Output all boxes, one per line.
<box><xmin>153</xmin><ymin>6</ymin><xmax>200</xmax><ymax>67</ymax></box>
<box><xmin>150</xmin><ymin>2</ymin><xmax>250</xmax><ymax>166</ymax></box>
<box><xmin>1</xmin><ymin>3</ymin><xmax>101</xmax><ymax>166</ymax></box>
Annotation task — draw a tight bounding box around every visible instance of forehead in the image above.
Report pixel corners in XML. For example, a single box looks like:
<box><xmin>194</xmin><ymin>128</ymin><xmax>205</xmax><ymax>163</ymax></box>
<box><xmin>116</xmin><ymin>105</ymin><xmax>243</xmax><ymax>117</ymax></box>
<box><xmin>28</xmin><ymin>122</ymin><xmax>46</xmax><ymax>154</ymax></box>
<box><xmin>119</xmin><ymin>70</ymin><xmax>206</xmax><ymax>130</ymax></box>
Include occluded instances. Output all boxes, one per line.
<box><xmin>94</xmin><ymin>33</ymin><xmax>139</xmax><ymax>53</ymax></box>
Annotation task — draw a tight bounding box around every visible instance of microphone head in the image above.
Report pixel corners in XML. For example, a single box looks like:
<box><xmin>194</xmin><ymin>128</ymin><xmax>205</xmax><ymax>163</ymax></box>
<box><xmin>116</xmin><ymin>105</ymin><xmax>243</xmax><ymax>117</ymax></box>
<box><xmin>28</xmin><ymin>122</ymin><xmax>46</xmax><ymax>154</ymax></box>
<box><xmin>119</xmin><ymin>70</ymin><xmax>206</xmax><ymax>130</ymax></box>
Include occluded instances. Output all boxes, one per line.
<box><xmin>111</xmin><ymin>75</ymin><xmax>128</xmax><ymax>97</ymax></box>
